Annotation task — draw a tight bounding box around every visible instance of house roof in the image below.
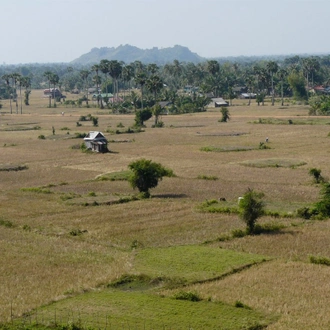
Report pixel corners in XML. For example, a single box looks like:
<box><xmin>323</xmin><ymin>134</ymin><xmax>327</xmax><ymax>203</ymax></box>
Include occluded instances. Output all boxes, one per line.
<box><xmin>158</xmin><ymin>101</ymin><xmax>171</xmax><ymax>108</ymax></box>
<box><xmin>84</xmin><ymin>131</ymin><xmax>107</xmax><ymax>141</ymax></box>
<box><xmin>92</xmin><ymin>93</ymin><xmax>114</xmax><ymax>98</ymax></box>
<box><xmin>210</xmin><ymin>98</ymin><xmax>228</xmax><ymax>106</ymax></box>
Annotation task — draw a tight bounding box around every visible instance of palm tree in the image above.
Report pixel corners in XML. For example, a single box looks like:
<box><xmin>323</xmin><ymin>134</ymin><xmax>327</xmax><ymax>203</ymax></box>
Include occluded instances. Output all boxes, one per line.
<box><xmin>207</xmin><ymin>60</ymin><xmax>220</xmax><ymax>76</ymax></box>
<box><xmin>146</xmin><ymin>74</ymin><xmax>164</xmax><ymax>106</ymax></box>
<box><xmin>277</xmin><ymin>68</ymin><xmax>287</xmax><ymax>106</ymax></box>
<box><xmin>21</xmin><ymin>76</ymin><xmax>31</xmax><ymax>106</ymax></box>
<box><xmin>135</xmin><ymin>72</ymin><xmax>147</xmax><ymax>109</ymax></box>
<box><xmin>49</xmin><ymin>73</ymin><xmax>59</xmax><ymax>107</ymax></box>
<box><xmin>1</xmin><ymin>74</ymin><xmax>13</xmax><ymax>113</ymax></box>
<box><xmin>91</xmin><ymin>64</ymin><xmax>101</xmax><ymax>107</ymax></box>
<box><xmin>266</xmin><ymin>61</ymin><xmax>278</xmax><ymax>105</ymax></box>
<box><xmin>129</xmin><ymin>91</ymin><xmax>140</xmax><ymax>111</ymax></box>
<box><xmin>100</xmin><ymin>59</ymin><xmax>111</xmax><ymax>96</ymax></box>
<box><xmin>16</xmin><ymin>75</ymin><xmax>24</xmax><ymax>114</ymax></box>
<box><xmin>108</xmin><ymin>60</ymin><xmax>123</xmax><ymax>100</ymax></box>
<box><xmin>79</xmin><ymin>70</ymin><xmax>90</xmax><ymax>106</ymax></box>
<box><xmin>43</xmin><ymin>71</ymin><xmax>54</xmax><ymax>108</ymax></box>
<box><xmin>11</xmin><ymin>73</ymin><xmax>21</xmax><ymax>113</ymax></box>
<box><xmin>245</xmin><ymin>74</ymin><xmax>255</xmax><ymax>106</ymax></box>
<box><xmin>121</xmin><ymin>64</ymin><xmax>134</xmax><ymax>97</ymax></box>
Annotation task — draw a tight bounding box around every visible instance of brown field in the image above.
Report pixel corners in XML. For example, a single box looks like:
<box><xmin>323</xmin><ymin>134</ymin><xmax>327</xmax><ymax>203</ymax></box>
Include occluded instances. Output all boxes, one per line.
<box><xmin>1</xmin><ymin>91</ymin><xmax>330</xmax><ymax>329</ymax></box>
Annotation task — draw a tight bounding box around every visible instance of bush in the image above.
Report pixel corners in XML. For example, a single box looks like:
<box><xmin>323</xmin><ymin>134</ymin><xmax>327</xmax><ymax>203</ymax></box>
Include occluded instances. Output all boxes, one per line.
<box><xmin>309</xmin><ymin>255</ymin><xmax>330</xmax><ymax>266</ymax></box>
<box><xmin>173</xmin><ymin>291</ymin><xmax>202</xmax><ymax>302</ymax></box>
<box><xmin>309</xmin><ymin>168</ymin><xmax>324</xmax><ymax>183</ymax></box>
<box><xmin>38</xmin><ymin>134</ymin><xmax>46</xmax><ymax>139</ymax></box>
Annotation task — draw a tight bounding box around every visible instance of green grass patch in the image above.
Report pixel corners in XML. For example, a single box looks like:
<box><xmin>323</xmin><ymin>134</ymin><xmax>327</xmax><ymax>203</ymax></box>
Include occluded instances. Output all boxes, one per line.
<box><xmin>197</xmin><ymin>174</ymin><xmax>218</xmax><ymax>180</ymax></box>
<box><xmin>95</xmin><ymin>170</ymin><xmax>132</xmax><ymax>181</ymax></box>
<box><xmin>134</xmin><ymin>246</ymin><xmax>267</xmax><ymax>283</ymax></box>
<box><xmin>14</xmin><ymin>290</ymin><xmax>273</xmax><ymax>330</ymax></box>
<box><xmin>309</xmin><ymin>255</ymin><xmax>330</xmax><ymax>266</ymax></box>
<box><xmin>20</xmin><ymin>187</ymin><xmax>53</xmax><ymax>194</ymax></box>
<box><xmin>240</xmin><ymin>158</ymin><xmax>307</xmax><ymax>168</ymax></box>
<box><xmin>253</xmin><ymin>118</ymin><xmax>330</xmax><ymax>125</ymax></box>
<box><xmin>198</xmin><ymin>199</ymin><xmax>239</xmax><ymax>214</ymax></box>
<box><xmin>0</xmin><ymin>218</ymin><xmax>14</xmax><ymax>228</ymax></box>
<box><xmin>200</xmin><ymin>146</ymin><xmax>255</xmax><ymax>152</ymax></box>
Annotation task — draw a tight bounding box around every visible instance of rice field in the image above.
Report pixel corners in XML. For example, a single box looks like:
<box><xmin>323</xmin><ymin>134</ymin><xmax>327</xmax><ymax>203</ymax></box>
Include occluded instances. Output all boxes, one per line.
<box><xmin>1</xmin><ymin>92</ymin><xmax>330</xmax><ymax>329</ymax></box>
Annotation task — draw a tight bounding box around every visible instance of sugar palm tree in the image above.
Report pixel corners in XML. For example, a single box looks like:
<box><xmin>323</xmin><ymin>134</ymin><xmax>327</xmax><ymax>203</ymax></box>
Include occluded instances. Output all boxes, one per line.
<box><xmin>121</xmin><ymin>64</ymin><xmax>134</xmax><ymax>96</ymax></box>
<box><xmin>135</xmin><ymin>72</ymin><xmax>147</xmax><ymax>109</ymax></box>
<box><xmin>11</xmin><ymin>73</ymin><xmax>21</xmax><ymax>113</ymax></box>
<box><xmin>146</xmin><ymin>74</ymin><xmax>163</xmax><ymax>106</ymax></box>
<box><xmin>79</xmin><ymin>70</ymin><xmax>90</xmax><ymax>106</ymax></box>
<box><xmin>21</xmin><ymin>76</ymin><xmax>31</xmax><ymax>106</ymax></box>
<box><xmin>277</xmin><ymin>68</ymin><xmax>287</xmax><ymax>106</ymax></box>
<box><xmin>49</xmin><ymin>73</ymin><xmax>59</xmax><ymax>107</ymax></box>
<box><xmin>43</xmin><ymin>71</ymin><xmax>54</xmax><ymax>108</ymax></box>
<box><xmin>108</xmin><ymin>60</ymin><xmax>123</xmax><ymax>100</ymax></box>
<box><xmin>1</xmin><ymin>74</ymin><xmax>13</xmax><ymax>113</ymax></box>
<box><xmin>91</xmin><ymin>64</ymin><xmax>101</xmax><ymax>107</ymax></box>
<box><xmin>266</xmin><ymin>61</ymin><xmax>278</xmax><ymax>105</ymax></box>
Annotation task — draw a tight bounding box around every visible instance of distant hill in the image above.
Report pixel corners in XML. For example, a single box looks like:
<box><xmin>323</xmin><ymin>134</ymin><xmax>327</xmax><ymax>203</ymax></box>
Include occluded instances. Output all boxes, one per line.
<box><xmin>71</xmin><ymin>44</ymin><xmax>205</xmax><ymax>65</ymax></box>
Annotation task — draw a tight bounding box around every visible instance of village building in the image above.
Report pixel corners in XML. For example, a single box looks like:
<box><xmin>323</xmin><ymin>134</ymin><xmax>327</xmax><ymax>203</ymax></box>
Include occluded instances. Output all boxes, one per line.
<box><xmin>208</xmin><ymin>97</ymin><xmax>229</xmax><ymax>107</ymax></box>
<box><xmin>84</xmin><ymin>131</ymin><xmax>108</xmax><ymax>153</ymax></box>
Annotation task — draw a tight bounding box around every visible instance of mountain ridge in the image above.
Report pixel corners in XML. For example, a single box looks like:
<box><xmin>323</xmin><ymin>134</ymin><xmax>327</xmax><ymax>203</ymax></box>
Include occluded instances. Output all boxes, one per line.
<box><xmin>71</xmin><ymin>44</ymin><xmax>205</xmax><ymax>65</ymax></box>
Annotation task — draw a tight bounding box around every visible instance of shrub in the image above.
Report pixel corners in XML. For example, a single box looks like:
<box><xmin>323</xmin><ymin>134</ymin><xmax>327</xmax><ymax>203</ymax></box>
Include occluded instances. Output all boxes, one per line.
<box><xmin>219</xmin><ymin>108</ymin><xmax>230</xmax><ymax>122</ymax></box>
<box><xmin>197</xmin><ymin>174</ymin><xmax>218</xmax><ymax>180</ymax></box>
<box><xmin>309</xmin><ymin>168</ymin><xmax>324</xmax><ymax>183</ymax></box>
<box><xmin>38</xmin><ymin>134</ymin><xmax>46</xmax><ymax>139</ymax></box>
<box><xmin>234</xmin><ymin>300</ymin><xmax>251</xmax><ymax>309</ymax></box>
<box><xmin>232</xmin><ymin>228</ymin><xmax>247</xmax><ymax>238</ymax></box>
<box><xmin>309</xmin><ymin>255</ymin><xmax>330</xmax><ymax>266</ymax></box>
<box><xmin>173</xmin><ymin>291</ymin><xmax>202</xmax><ymax>302</ymax></box>
<box><xmin>0</xmin><ymin>218</ymin><xmax>14</xmax><ymax>228</ymax></box>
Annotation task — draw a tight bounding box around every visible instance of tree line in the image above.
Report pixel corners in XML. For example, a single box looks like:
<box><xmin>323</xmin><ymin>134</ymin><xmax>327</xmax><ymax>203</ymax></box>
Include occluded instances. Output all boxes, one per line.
<box><xmin>1</xmin><ymin>54</ymin><xmax>330</xmax><ymax>114</ymax></box>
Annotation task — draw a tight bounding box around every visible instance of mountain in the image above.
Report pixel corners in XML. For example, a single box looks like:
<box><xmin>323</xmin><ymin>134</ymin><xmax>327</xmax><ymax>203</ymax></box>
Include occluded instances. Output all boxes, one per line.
<box><xmin>71</xmin><ymin>44</ymin><xmax>205</xmax><ymax>65</ymax></box>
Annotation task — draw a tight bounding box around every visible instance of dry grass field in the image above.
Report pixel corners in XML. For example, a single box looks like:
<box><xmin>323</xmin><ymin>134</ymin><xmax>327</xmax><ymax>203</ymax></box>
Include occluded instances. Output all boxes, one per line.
<box><xmin>1</xmin><ymin>91</ymin><xmax>330</xmax><ymax>329</ymax></box>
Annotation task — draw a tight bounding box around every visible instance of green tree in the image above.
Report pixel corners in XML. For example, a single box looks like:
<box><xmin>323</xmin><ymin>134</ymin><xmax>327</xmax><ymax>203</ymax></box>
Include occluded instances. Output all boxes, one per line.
<box><xmin>314</xmin><ymin>183</ymin><xmax>330</xmax><ymax>218</ymax></box>
<box><xmin>288</xmin><ymin>72</ymin><xmax>307</xmax><ymax>101</ymax></box>
<box><xmin>239</xmin><ymin>188</ymin><xmax>265</xmax><ymax>234</ymax></box>
<box><xmin>128</xmin><ymin>159</ymin><xmax>173</xmax><ymax>198</ymax></box>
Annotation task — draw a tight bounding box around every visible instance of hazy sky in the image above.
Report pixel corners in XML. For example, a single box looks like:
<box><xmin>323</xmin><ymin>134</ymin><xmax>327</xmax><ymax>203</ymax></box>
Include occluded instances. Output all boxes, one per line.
<box><xmin>1</xmin><ymin>0</ymin><xmax>329</xmax><ymax>64</ymax></box>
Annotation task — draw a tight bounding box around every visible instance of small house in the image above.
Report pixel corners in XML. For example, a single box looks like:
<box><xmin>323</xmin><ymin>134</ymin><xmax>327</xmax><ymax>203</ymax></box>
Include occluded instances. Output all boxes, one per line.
<box><xmin>209</xmin><ymin>97</ymin><xmax>229</xmax><ymax>107</ymax></box>
<box><xmin>84</xmin><ymin>131</ymin><xmax>108</xmax><ymax>153</ymax></box>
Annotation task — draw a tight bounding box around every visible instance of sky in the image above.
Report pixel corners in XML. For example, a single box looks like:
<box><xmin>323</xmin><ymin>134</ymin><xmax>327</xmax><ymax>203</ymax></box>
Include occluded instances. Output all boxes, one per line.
<box><xmin>1</xmin><ymin>0</ymin><xmax>329</xmax><ymax>65</ymax></box>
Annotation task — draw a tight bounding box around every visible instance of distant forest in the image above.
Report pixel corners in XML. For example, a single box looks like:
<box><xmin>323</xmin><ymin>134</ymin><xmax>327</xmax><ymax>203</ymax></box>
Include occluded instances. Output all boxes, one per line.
<box><xmin>1</xmin><ymin>52</ymin><xmax>330</xmax><ymax>115</ymax></box>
